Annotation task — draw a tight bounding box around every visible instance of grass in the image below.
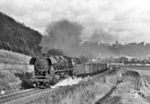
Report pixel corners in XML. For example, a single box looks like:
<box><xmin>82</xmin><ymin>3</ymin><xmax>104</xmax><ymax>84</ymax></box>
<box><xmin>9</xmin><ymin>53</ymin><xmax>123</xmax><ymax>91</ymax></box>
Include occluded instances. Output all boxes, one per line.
<box><xmin>0</xmin><ymin>49</ymin><xmax>30</xmax><ymax>64</ymax></box>
<box><xmin>0</xmin><ymin>69</ymin><xmax>21</xmax><ymax>90</ymax></box>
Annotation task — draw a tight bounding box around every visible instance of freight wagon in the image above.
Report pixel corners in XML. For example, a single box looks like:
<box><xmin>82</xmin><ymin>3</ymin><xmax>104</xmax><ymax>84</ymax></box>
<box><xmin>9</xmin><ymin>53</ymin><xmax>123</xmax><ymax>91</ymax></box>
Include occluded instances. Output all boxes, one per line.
<box><xmin>75</xmin><ymin>62</ymin><xmax>109</xmax><ymax>76</ymax></box>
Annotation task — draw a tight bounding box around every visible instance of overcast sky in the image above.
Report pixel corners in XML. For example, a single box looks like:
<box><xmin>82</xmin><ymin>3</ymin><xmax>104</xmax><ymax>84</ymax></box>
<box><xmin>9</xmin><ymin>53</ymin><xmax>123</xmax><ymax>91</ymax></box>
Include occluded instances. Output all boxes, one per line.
<box><xmin>0</xmin><ymin>0</ymin><xmax>150</xmax><ymax>43</ymax></box>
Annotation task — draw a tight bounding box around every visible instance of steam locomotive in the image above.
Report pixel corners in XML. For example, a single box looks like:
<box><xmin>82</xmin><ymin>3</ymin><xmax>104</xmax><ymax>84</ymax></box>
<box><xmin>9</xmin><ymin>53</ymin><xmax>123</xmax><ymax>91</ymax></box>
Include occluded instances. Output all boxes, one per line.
<box><xmin>29</xmin><ymin>55</ymin><xmax>78</xmax><ymax>88</ymax></box>
<box><xmin>29</xmin><ymin>55</ymin><xmax>110</xmax><ymax>88</ymax></box>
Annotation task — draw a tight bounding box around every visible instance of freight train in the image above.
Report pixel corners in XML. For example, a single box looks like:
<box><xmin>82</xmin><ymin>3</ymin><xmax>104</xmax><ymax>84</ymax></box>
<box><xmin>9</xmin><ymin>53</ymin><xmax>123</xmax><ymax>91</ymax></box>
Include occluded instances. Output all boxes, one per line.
<box><xmin>29</xmin><ymin>55</ymin><xmax>110</xmax><ymax>88</ymax></box>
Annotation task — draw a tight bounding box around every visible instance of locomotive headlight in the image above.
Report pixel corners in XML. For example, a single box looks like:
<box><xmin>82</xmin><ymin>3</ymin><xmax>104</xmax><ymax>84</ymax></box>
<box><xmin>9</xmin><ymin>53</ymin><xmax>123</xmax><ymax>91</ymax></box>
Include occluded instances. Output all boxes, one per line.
<box><xmin>33</xmin><ymin>84</ymin><xmax>36</xmax><ymax>87</ymax></box>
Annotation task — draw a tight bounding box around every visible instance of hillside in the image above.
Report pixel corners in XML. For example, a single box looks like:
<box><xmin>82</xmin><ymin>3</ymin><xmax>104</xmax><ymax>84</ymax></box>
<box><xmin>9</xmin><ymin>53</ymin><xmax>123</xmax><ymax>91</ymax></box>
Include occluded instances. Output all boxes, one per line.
<box><xmin>0</xmin><ymin>12</ymin><xmax>42</xmax><ymax>56</ymax></box>
<box><xmin>0</xmin><ymin>49</ymin><xmax>31</xmax><ymax>64</ymax></box>
<box><xmin>0</xmin><ymin>49</ymin><xmax>33</xmax><ymax>91</ymax></box>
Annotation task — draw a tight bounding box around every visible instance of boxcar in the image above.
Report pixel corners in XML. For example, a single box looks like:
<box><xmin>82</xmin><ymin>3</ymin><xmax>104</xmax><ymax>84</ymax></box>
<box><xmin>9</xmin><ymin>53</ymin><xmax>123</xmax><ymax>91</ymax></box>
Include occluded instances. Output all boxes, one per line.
<box><xmin>75</xmin><ymin>62</ymin><xmax>108</xmax><ymax>76</ymax></box>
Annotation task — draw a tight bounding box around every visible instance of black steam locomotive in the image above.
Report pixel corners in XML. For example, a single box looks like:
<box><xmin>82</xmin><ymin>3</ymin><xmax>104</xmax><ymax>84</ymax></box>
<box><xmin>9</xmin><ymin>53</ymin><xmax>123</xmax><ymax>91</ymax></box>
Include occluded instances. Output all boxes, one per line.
<box><xmin>29</xmin><ymin>55</ymin><xmax>77</xmax><ymax>88</ymax></box>
<box><xmin>29</xmin><ymin>55</ymin><xmax>110</xmax><ymax>88</ymax></box>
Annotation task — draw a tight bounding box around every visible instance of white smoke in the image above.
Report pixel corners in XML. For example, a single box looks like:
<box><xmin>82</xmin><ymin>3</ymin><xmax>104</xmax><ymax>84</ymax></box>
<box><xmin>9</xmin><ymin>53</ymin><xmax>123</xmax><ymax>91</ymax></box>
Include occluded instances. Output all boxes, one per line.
<box><xmin>51</xmin><ymin>77</ymin><xmax>89</xmax><ymax>89</ymax></box>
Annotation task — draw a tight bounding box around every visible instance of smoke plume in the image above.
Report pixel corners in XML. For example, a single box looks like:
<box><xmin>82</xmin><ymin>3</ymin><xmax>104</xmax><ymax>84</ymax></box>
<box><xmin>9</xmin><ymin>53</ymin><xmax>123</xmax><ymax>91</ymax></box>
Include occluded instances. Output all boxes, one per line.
<box><xmin>40</xmin><ymin>19</ymin><xmax>116</xmax><ymax>57</ymax></box>
<box><xmin>40</xmin><ymin>19</ymin><xmax>83</xmax><ymax>56</ymax></box>
<box><xmin>91</xmin><ymin>28</ymin><xmax>115</xmax><ymax>43</ymax></box>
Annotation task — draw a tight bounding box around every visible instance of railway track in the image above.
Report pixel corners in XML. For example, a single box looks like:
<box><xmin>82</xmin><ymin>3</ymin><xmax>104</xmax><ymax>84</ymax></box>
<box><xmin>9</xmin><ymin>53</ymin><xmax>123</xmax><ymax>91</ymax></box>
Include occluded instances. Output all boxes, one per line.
<box><xmin>0</xmin><ymin>88</ymin><xmax>46</xmax><ymax>104</ymax></box>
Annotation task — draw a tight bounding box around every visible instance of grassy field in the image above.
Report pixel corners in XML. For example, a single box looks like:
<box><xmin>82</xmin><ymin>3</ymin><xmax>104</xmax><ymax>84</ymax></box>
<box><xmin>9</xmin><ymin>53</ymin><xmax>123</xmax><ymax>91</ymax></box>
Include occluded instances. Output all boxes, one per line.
<box><xmin>0</xmin><ymin>49</ymin><xmax>33</xmax><ymax>92</ymax></box>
